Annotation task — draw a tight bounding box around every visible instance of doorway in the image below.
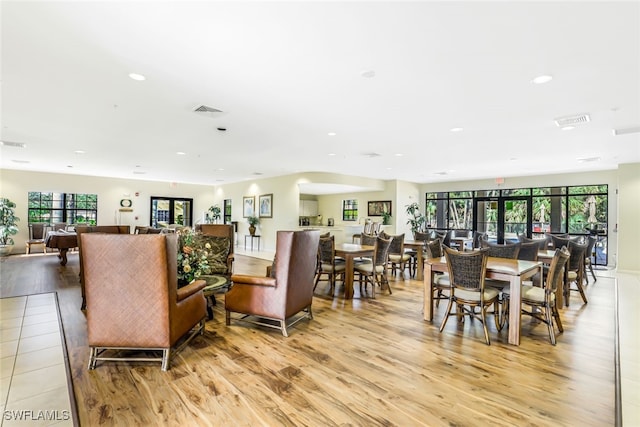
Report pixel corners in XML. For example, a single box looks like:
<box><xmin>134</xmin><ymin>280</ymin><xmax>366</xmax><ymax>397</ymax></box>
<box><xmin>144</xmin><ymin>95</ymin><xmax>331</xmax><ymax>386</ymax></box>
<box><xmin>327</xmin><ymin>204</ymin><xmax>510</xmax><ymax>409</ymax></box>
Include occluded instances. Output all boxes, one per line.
<box><xmin>474</xmin><ymin>197</ymin><xmax>530</xmax><ymax>244</ymax></box>
<box><xmin>150</xmin><ymin>197</ymin><xmax>193</xmax><ymax>228</ymax></box>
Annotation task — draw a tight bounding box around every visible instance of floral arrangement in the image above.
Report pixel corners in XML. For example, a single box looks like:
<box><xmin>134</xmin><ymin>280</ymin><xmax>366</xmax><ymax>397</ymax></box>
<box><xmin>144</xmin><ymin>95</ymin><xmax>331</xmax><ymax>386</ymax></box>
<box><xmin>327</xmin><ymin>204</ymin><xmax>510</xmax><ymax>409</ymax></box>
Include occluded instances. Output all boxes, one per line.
<box><xmin>177</xmin><ymin>228</ymin><xmax>211</xmax><ymax>286</ymax></box>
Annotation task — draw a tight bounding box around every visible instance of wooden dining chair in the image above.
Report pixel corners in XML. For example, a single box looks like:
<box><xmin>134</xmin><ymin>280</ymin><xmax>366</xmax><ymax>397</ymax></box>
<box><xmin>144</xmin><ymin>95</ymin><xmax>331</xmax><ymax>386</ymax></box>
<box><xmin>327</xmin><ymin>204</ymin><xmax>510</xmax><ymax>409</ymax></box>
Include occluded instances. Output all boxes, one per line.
<box><xmin>25</xmin><ymin>223</ymin><xmax>48</xmax><ymax>254</ymax></box>
<box><xmin>354</xmin><ymin>236</ymin><xmax>392</xmax><ymax>299</ymax></box>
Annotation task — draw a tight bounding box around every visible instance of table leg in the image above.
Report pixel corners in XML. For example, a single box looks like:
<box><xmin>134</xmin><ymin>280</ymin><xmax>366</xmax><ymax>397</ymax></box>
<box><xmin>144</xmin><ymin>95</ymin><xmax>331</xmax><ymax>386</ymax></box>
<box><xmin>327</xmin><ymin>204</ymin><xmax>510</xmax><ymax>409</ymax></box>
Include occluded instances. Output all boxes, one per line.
<box><xmin>344</xmin><ymin>254</ymin><xmax>355</xmax><ymax>299</ymax></box>
<box><xmin>58</xmin><ymin>248</ymin><xmax>69</xmax><ymax>266</ymax></box>
<box><xmin>415</xmin><ymin>250</ymin><xmax>424</xmax><ymax>281</ymax></box>
<box><xmin>507</xmin><ymin>275</ymin><xmax>522</xmax><ymax>345</ymax></box>
<box><xmin>423</xmin><ymin>263</ymin><xmax>433</xmax><ymax>321</ymax></box>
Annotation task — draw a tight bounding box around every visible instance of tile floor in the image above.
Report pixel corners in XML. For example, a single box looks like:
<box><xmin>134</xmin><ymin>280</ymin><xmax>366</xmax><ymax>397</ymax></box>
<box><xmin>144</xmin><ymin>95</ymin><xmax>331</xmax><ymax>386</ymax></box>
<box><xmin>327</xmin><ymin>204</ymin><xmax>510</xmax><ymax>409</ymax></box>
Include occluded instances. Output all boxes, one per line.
<box><xmin>0</xmin><ymin>293</ymin><xmax>73</xmax><ymax>426</ymax></box>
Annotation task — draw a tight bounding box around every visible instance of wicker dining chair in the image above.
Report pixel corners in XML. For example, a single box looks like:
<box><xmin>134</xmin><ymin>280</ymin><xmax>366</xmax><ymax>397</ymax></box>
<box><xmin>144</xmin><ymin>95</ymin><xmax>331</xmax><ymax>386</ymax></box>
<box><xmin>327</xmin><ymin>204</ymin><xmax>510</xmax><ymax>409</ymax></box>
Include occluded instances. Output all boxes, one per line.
<box><xmin>501</xmin><ymin>247</ymin><xmax>570</xmax><ymax>344</ymax></box>
<box><xmin>425</xmin><ymin>238</ymin><xmax>450</xmax><ymax>307</ymax></box>
<box><xmin>354</xmin><ymin>236</ymin><xmax>392</xmax><ymax>299</ymax></box>
<box><xmin>314</xmin><ymin>235</ymin><xmax>346</xmax><ymax>295</ymax></box>
<box><xmin>439</xmin><ymin>247</ymin><xmax>500</xmax><ymax>345</ymax></box>
<box><xmin>564</xmin><ymin>240</ymin><xmax>588</xmax><ymax>306</ymax></box>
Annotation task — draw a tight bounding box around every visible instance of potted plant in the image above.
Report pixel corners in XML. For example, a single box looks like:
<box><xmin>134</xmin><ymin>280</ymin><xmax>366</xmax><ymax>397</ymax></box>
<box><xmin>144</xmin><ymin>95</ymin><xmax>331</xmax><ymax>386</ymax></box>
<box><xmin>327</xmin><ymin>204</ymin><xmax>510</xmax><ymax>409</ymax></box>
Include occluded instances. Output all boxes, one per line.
<box><xmin>0</xmin><ymin>198</ymin><xmax>20</xmax><ymax>256</ymax></box>
<box><xmin>381</xmin><ymin>211</ymin><xmax>391</xmax><ymax>225</ymax></box>
<box><xmin>247</xmin><ymin>215</ymin><xmax>260</xmax><ymax>236</ymax></box>
<box><xmin>405</xmin><ymin>202</ymin><xmax>426</xmax><ymax>237</ymax></box>
<box><xmin>207</xmin><ymin>205</ymin><xmax>221</xmax><ymax>224</ymax></box>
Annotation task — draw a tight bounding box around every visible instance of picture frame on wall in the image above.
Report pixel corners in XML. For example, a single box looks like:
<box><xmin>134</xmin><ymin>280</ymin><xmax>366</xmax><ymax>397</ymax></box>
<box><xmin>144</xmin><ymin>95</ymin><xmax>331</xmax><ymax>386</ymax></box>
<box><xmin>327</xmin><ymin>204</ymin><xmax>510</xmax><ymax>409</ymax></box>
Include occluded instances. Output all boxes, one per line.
<box><xmin>367</xmin><ymin>200</ymin><xmax>392</xmax><ymax>217</ymax></box>
<box><xmin>243</xmin><ymin>196</ymin><xmax>255</xmax><ymax>218</ymax></box>
<box><xmin>259</xmin><ymin>194</ymin><xmax>273</xmax><ymax>218</ymax></box>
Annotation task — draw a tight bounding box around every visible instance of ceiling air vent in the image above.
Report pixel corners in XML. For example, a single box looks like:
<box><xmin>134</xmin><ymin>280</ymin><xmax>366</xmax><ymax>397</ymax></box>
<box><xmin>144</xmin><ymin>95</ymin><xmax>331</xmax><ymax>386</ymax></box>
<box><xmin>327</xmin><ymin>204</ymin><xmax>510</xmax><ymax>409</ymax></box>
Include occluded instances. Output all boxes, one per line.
<box><xmin>362</xmin><ymin>152</ymin><xmax>381</xmax><ymax>158</ymax></box>
<box><xmin>0</xmin><ymin>140</ymin><xmax>26</xmax><ymax>148</ymax></box>
<box><xmin>554</xmin><ymin>113</ymin><xmax>590</xmax><ymax>128</ymax></box>
<box><xmin>193</xmin><ymin>105</ymin><xmax>223</xmax><ymax>114</ymax></box>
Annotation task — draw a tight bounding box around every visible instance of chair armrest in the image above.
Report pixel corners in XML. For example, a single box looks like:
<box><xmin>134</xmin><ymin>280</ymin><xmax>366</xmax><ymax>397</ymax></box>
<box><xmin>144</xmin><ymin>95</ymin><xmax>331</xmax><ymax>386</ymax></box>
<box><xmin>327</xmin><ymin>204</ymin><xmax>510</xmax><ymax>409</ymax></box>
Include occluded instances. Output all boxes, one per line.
<box><xmin>230</xmin><ymin>274</ymin><xmax>276</xmax><ymax>287</ymax></box>
<box><xmin>227</xmin><ymin>254</ymin><xmax>234</xmax><ymax>273</ymax></box>
<box><xmin>177</xmin><ymin>279</ymin><xmax>206</xmax><ymax>302</ymax></box>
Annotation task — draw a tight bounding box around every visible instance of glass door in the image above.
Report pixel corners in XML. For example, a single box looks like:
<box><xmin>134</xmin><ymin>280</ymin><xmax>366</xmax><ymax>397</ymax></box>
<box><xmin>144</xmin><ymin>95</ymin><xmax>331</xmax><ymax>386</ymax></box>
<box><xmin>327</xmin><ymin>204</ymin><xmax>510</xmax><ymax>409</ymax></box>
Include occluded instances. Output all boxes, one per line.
<box><xmin>150</xmin><ymin>197</ymin><xmax>193</xmax><ymax>228</ymax></box>
<box><xmin>502</xmin><ymin>198</ymin><xmax>529</xmax><ymax>243</ymax></box>
<box><xmin>474</xmin><ymin>198</ymin><xmax>498</xmax><ymax>243</ymax></box>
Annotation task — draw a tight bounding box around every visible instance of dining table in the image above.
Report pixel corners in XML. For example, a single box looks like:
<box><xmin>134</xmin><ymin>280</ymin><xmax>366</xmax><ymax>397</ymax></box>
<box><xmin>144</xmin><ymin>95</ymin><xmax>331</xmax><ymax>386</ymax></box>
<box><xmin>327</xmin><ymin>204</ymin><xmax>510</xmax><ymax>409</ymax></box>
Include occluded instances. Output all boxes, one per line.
<box><xmin>423</xmin><ymin>256</ymin><xmax>542</xmax><ymax>346</ymax></box>
<box><xmin>45</xmin><ymin>230</ymin><xmax>78</xmax><ymax>266</ymax></box>
<box><xmin>333</xmin><ymin>243</ymin><xmax>375</xmax><ymax>299</ymax></box>
<box><xmin>403</xmin><ymin>240</ymin><xmax>426</xmax><ymax>281</ymax></box>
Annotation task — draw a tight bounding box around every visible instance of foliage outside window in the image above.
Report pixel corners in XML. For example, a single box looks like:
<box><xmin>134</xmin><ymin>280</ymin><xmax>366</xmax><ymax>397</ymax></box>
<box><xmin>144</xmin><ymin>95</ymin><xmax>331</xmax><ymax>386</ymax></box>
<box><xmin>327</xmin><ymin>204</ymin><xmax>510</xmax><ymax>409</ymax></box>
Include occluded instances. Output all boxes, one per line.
<box><xmin>342</xmin><ymin>199</ymin><xmax>358</xmax><ymax>221</ymax></box>
<box><xmin>28</xmin><ymin>192</ymin><xmax>97</xmax><ymax>225</ymax></box>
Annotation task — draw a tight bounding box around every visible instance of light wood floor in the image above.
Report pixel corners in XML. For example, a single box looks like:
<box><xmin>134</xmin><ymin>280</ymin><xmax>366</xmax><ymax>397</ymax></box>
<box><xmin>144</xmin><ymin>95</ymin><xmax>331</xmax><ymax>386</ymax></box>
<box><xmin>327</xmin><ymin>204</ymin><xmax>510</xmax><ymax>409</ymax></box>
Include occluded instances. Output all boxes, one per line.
<box><xmin>0</xmin><ymin>251</ymin><xmax>617</xmax><ymax>426</ymax></box>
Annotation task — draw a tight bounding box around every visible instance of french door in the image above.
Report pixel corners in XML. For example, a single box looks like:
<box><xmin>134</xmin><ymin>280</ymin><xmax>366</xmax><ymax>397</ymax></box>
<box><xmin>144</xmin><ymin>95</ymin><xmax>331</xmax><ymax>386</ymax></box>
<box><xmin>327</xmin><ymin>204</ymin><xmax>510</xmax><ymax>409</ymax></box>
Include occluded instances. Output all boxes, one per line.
<box><xmin>474</xmin><ymin>197</ymin><xmax>530</xmax><ymax>244</ymax></box>
<box><xmin>150</xmin><ymin>197</ymin><xmax>193</xmax><ymax>228</ymax></box>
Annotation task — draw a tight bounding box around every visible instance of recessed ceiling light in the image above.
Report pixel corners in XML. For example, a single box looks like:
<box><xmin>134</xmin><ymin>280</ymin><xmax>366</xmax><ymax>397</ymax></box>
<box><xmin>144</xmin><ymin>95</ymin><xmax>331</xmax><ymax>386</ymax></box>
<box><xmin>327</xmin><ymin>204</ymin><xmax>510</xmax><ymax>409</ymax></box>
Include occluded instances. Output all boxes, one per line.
<box><xmin>450</xmin><ymin>127</ymin><xmax>464</xmax><ymax>132</ymax></box>
<box><xmin>361</xmin><ymin>70</ymin><xmax>376</xmax><ymax>78</ymax></box>
<box><xmin>531</xmin><ymin>75</ymin><xmax>553</xmax><ymax>84</ymax></box>
<box><xmin>129</xmin><ymin>73</ymin><xmax>146</xmax><ymax>81</ymax></box>
<box><xmin>328</xmin><ymin>153</ymin><xmax>336</xmax><ymax>156</ymax></box>
<box><xmin>328</xmin><ymin>132</ymin><xmax>337</xmax><ymax>137</ymax></box>
<box><xmin>395</xmin><ymin>153</ymin><xmax>403</xmax><ymax>157</ymax></box>
<box><xmin>176</xmin><ymin>151</ymin><xmax>186</xmax><ymax>155</ymax></box>
<box><xmin>561</xmin><ymin>126</ymin><xmax>575</xmax><ymax>131</ymax></box>
<box><xmin>74</xmin><ymin>150</ymin><xmax>85</xmax><ymax>154</ymax></box>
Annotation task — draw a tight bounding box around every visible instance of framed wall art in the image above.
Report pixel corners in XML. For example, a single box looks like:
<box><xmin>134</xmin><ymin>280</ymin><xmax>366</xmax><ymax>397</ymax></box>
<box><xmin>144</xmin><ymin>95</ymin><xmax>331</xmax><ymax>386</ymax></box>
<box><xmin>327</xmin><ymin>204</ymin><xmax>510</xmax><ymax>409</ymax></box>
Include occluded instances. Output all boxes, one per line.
<box><xmin>367</xmin><ymin>200</ymin><xmax>392</xmax><ymax>217</ymax></box>
<box><xmin>243</xmin><ymin>196</ymin><xmax>255</xmax><ymax>218</ymax></box>
<box><xmin>259</xmin><ymin>193</ymin><xmax>273</xmax><ymax>218</ymax></box>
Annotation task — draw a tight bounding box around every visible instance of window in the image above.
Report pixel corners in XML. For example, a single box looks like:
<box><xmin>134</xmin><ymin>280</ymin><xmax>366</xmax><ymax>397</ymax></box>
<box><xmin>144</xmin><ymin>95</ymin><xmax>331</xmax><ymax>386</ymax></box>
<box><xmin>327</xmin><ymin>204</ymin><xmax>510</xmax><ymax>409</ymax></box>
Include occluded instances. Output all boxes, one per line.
<box><xmin>342</xmin><ymin>199</ymin><xmax>358</xmax><ymax>221</ymax></box>
<box><xmin>223</xmin><ymin>199</ymin><xmax>232</xmax><ymax>224</ymax></box>
<box><xmin>28</xmin><ymin>192</ymin><xmax>97</xmax><ymax>226</ymax></box>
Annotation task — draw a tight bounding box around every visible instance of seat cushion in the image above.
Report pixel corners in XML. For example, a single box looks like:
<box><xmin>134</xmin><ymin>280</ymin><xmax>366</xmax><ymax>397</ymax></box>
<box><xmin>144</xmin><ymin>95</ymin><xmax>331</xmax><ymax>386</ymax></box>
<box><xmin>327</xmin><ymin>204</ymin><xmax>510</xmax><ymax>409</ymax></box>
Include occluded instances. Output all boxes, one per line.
<box><xmin>454</xmin><ymin>287</ymin><xmax>499</xmax><ymax>302</ymax></box>
<box><xmin>521</xmin><ymin>284</ymin><xmax>554</xmax><ymax>304</ymax></box>
<box><xmin>434</xmin><ymin>273</ymin><xmax>450</xmax><ymax>286</ymax></box>
<box><xmin>355</xmin><ymin>263</ymin><xmax>385</xmax><ymax>274</ymax></box>
<box><xmin>320</xmin><ymin>262</ymin><xmax>346</xmax><ymax>273</ymax></box>
<box><xmin>389</xmin><ymin>253</ymin><xmax>412</xmax><ymax>263</ymax></box>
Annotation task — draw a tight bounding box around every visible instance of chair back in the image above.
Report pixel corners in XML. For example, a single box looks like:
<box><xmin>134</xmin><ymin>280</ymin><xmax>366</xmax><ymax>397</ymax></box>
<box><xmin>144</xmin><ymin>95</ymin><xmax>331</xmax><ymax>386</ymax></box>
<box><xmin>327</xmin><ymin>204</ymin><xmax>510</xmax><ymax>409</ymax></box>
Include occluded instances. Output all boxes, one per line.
<box><xmin>517</xmin><ymin>241</ymin><xmax>540</xmax><ymax>261</ymax></box>
<box><xmin>545</xmin><ymin>247</ymin><xmax>570</xmax><ymax>294</ymax></box>
<box><xmin>444</xmin><ymin>246</ymin><xmax>488</xmax><ymax>292</ymax></box>
<box><xmin>425</xmin><ymin>238</ymin><xmax>444</xmax><ymax>258</ymax></box>
<box><xmin>472</xmin><ymin>231</ymin><xmax>488</xmax><ymax>249</ymax></box>
<box><xmin>520</xmin><ymin>236</ymin><xmax>548</xmax><ymax>251</ymax></box>
<box><xmin>484</xmin><ymin>241</ymin><xmax>520</xmax><ymax>259</ymax></box>
<box><xmin>386</xmin><ymin>233</ymin><xmax>405</xmax><ymax>256</ymax></box>
<box><xmin>52</xmin><ymin>223</ymin><xmax>67</xmax><ymax>231</ymax></box>
<box><xmin>585</xmin><ymin>236</ymin><xmax>597</xmax><ymax>259</ymax></box>
<box><xmin>414</xmin><ymin>230</ymin><xmax>430</xmax><ymax>242</ymax></box>
<box><xmin>373</xmin><ymin>236</ymin><xmax>392</xmax><ymax>267</ymax></box>
<box><xmin>567</xmin><ymin>240</ymin><xmax>588</xmax><ymax>272</ymax></box>
<box><xmin>200</xmin><ymin>224</ymin><xmax>235</xmax><ymax>258</ymax></box>
<box><xmin>363</xmin><ymin>222</ymin><xmax>373</xmax><ymax>235</ymax></box>
<box><xmin>29</xmin><ymin>223</ymin><xmax>47</xmax><ymax>240</ymax></box>
<box><xmin>318</xmin><ymin>235</ymin><xmax>337</xmax><ymax>264</ymax></box>
<box><xmin>82</xmin><ymin>234</ymin><xmax>175</xmax><ymax>348</ymax></box>
<box><xmin>371</xmin><ymin>222</ymin><xmax>381</xmax><ymax>235</ymax></box>
<box><xmin>271</xmin><ymin>230</ymin><xmax>320</xmax><ymax>317</ymax></box>
<box><xmin>360</xmin><ymin>233</ymin><xmax>377</xmax><ymax>246</ymax></box>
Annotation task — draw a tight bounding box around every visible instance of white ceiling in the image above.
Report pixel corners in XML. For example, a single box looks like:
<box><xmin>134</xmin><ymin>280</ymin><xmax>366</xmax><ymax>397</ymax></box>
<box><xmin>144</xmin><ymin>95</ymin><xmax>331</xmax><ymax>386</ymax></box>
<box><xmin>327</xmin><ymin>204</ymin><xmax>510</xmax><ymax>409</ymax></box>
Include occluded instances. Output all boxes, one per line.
<box><xmin>2</xmin><ymin>1</ymin><xmax>639</xmax><ymax>191</ymax></box>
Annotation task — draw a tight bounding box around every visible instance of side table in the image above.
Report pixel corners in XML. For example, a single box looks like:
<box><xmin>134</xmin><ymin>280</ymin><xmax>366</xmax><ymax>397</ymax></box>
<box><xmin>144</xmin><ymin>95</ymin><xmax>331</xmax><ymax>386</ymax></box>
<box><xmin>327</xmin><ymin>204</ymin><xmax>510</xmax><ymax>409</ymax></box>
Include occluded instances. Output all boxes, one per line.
<box><xmin>244</xmin><ymin>234</ymin><xmax>261</xmax><ymax>251</ymax></box>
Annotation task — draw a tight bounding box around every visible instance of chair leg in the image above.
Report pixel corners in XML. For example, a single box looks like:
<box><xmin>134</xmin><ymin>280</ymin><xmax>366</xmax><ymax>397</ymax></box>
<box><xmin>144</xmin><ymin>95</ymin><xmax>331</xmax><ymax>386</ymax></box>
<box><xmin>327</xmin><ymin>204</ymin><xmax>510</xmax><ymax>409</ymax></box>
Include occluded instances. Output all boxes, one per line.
<box><xmin>225</xmin><ymin>310</ymin><xmax>231</xmax><ymax>325</ymax></box>
<box><xmin>493</xmin><ymin>301</ymin><xmax>502</xmax><ymax>332</ymax></box>
<box><xmin>552</xmin><ymin>304</ymin><xmax>564</xmax><ymax>332</ymax></box>
<box><xmin>589</xmin><ymin>263</ymin><xmax>597</xmax><ymax>282</ymax></box>
<box><xmin>280</xmin><ymin>320</ymin><xmax>288</xmax><ymax>337</ymax></box>
<box><xmin>480</xmin><ymin>305</ymin><xmax>491</xmax><ymax>345</ymax></box>
<box><xmin>544</xmin><ymin>306</ymin><xmax>556</xmax><ymax>346</ymax></box>
<box><xmin>88</xmin><ymin>347</ymin><xmax>97</xmax><ymax>370</ymax></box>
<box><xmin>161</xmin><ymin>348</ymin><xmax>171</xmax><ymax>371</ymax></box>
<box><xmin>439</xmin><ymin>298</ymin><xmax>454</xmax><ymax>332</ymax></box>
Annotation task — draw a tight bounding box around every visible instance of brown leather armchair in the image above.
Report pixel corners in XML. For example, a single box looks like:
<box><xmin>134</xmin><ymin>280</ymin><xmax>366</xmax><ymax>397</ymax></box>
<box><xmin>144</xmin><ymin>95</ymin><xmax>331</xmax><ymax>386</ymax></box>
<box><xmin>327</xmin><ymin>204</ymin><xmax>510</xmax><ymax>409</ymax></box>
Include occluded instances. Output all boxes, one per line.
<box><xmin>226</xmin><ymin>230</ymin><xmax>320</xmax><ymax>337</ymax></box>
<box><xmin>81</xmin><ymin>233</ymin><xmax>206</xmax><ymax>371</ymax></box>
<box><xmin>76</xmin><ymin>225</ymin><xmax>130</xmax><ymax>309</ymax></box>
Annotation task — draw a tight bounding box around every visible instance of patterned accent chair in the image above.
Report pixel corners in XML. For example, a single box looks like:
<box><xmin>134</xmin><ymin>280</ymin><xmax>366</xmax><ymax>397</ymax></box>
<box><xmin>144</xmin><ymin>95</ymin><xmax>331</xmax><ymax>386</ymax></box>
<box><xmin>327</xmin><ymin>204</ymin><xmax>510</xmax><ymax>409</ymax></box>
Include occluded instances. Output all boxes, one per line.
<box><xmin>198</xmin><ymin>224</ymin><xmax>235</xmax><ymax>318</ymax></box>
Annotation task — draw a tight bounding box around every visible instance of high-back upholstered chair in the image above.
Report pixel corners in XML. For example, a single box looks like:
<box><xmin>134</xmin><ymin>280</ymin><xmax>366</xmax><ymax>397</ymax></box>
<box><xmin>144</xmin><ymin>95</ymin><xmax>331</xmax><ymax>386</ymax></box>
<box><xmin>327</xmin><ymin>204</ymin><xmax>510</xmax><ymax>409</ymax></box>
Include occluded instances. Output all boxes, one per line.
<box><xmin>81</xmin><ymin>233</ymin><xmax>207</xmax><ymax>371</ymax></box>
<box><xmin>76</xmin><ymin>225</ymin><xmax>130</xmax><ymax>310</ymax></box>
<box><xmin>226</xmin><ymin>230</ymin><xmax>320</xmax><ymax>337</ymax></box>
<box><xmin>197</xmin><ymin>224</ymin><xmax>235</xmax><ymax>318</ymax></box>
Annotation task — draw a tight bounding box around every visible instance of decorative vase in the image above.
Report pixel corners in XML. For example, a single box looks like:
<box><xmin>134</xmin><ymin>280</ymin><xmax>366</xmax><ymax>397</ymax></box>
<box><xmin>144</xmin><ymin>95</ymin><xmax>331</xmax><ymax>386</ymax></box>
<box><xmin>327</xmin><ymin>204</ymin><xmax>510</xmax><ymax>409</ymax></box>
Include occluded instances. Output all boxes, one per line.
<box><xmin>249</xmin><ymin>225</ymin><xmax>256</xmax><ymax>236</ymax></box>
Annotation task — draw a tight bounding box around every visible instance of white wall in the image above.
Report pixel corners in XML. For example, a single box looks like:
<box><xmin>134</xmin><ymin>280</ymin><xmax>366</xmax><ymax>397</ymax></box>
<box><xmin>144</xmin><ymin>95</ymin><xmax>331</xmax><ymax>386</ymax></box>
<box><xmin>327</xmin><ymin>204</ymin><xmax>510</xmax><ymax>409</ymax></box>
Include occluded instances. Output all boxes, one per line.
<box><xmin>617</xmin><ymin>163</ymin><xmax>640</xmax><ymax>272</ymax></box>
